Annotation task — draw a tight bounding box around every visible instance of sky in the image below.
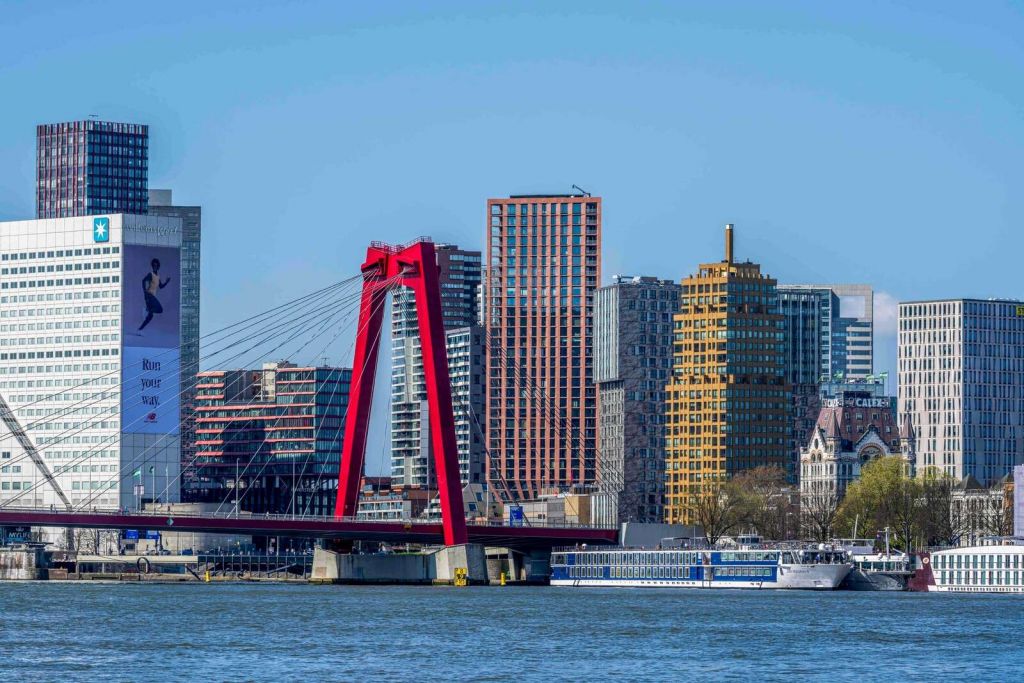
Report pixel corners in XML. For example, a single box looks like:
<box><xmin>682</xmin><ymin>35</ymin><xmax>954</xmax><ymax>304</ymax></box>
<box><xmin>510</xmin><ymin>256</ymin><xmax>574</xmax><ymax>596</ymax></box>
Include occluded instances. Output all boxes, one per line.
<box><xmin>1</xmin><ymin>1</ymin><xmax>1022</xmax><ymax>471</ymax></box>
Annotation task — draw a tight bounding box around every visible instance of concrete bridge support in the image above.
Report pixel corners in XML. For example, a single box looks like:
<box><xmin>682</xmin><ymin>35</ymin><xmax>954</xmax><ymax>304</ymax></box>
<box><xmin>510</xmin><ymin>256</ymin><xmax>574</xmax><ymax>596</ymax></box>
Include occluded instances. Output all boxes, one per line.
<box><xmin>311</xmin><ymin>543</ymin><xmax>488</xmax><ymax>585</ymax></box>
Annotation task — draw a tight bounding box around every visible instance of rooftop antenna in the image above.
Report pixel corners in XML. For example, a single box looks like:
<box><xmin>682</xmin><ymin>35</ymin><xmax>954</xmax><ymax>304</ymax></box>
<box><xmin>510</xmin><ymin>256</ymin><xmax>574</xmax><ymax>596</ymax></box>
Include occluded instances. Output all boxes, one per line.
<box><xmin>571</xmin><ymin>184</ymin><xmax>591</xmax><ymax>197</ymax></box>
<box><xmin>88</xmin><ymin>114</ymin><xmax>99</xmax><ymax>119</ymax></box>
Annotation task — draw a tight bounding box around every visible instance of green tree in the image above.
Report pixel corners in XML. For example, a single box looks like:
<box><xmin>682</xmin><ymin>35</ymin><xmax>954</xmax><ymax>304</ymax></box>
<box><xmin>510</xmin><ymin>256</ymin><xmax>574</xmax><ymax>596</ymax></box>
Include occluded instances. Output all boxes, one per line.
<box><xmin>836</xmin><ymin>456</ymin><xmax>921</xmax><ymax>551</ymax></box>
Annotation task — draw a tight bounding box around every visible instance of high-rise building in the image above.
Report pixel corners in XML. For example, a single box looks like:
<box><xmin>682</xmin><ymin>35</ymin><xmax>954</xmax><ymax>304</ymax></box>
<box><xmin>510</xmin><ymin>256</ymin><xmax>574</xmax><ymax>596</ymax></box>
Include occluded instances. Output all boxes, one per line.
<box><xmin>777</xmin><ymin>287</ymin><xmax>828</xmax><ymax>479</ymax></box>
<box><xmin>36</xmin><ymin>120</ymin><xmax>149</xmax><ymax>219</ymax></box>
<box><xmin>898</xmin><ymin>299</ymin><xmax>1024</xmax><ymax>483</ymax></box>
<box><xmin>778</xmin><ymin>284</ymin><xmax>875</xmax><ymax>481</ymax></box>
<box><xmin>0</xmin><ymin>214</ymin><xmax>182</xmax><ymax>514</ymax></box>
<box><xmin>446</xmin><ymin>325</ymin><xmax>486</xmax><ymax>486</ymax></box>
<box><xmin>664</xmin><ymin>225</ymin><xmax>790</xmax><ymax>525</ymax></box>
<box><xmin>147</xmin><ymin>189</ymin><xmax>201</xmax><ymax>485</ymax></box>
<box><xmin>390</xmin><ymin>245</ymin><xmax>482</xmax><ymax>489</ymax></box>
<box><xmin>777</xmin><ymin>284</ymin><xmax>874</xmax><ymax>382</ymax></box>
<box><xmin>484</xmin><ymin>193</ymin><xmax>601</xmax><ymax>500</ymax></box>
<box><xmin>594</xmin><ymin>275</ymin><xmax>680</xmax><ymax>524</ymax></box>
<box><xmin>189</xmin><ymin>362</ymin><xmax>351</xmax><ymax>516</ymax></box>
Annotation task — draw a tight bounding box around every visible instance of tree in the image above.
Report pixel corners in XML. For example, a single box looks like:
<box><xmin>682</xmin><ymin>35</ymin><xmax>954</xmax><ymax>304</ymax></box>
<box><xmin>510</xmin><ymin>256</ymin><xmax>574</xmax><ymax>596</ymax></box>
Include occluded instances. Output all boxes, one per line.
<box><xmin>917</xmin><ymin>467</ymin><xmax>959</xmax><ymax>547</ymax></box>
<box><xmin>732</xmin><ymin>466</ymin><xmax>798</xmax><ymax>540</ymax></box>
<box><xmin>801</xmin><ymin>482</ymin><xmax>840</xmax><ymax>542</ymax></box>
<box><xmin>980</xmin><ymin>481</ymin><xmax>1014</xmax><ymax>538</ymax></box>
<box><xmin>685</xmin><ymin>479</ymin><xmax>746</xmax><ymax>547</ymax></box>
<box><xmin>836</xmin><ymin>456</ymin><xmax>921</xmax><ymax>551</ymax></box>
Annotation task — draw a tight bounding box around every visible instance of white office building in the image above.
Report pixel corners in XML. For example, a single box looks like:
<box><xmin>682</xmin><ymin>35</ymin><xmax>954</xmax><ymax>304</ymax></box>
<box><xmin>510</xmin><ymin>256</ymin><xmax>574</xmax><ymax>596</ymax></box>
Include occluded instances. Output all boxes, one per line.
<box><xmin>389</xmin><ymin>244</ymin><xmax>481</xmax><ymax>489</ymax></box>
<box><xmin>0</xmin><ymin>214</ymin><xmax>182</xmax><ymax>512</ymax></box>
<box><xmin>898</xmin><ymin>298</ymin><xmax>1024</xmax><ymax>483</ymax></box>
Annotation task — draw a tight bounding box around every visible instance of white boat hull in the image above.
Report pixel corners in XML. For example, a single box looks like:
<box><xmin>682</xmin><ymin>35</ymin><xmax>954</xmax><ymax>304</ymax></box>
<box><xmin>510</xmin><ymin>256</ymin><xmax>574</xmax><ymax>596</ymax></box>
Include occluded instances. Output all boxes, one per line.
<box><xmin>551</xmin><ymin>563</ymin><xmax>851</xmax><ymax>590</ymax></box>
<box><xmin>927</xmin><ymin>584</ymin><xmax>1024</xmax><ymax>594</ymax></box>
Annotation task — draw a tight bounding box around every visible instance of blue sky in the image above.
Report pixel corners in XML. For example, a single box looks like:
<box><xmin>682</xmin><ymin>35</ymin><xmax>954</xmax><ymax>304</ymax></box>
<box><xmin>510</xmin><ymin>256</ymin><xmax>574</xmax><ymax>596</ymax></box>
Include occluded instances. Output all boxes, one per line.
<box><xmin>1</xmin><ymin>1</ymin><xmax>1022</xmax><ymax>468</ymax></box>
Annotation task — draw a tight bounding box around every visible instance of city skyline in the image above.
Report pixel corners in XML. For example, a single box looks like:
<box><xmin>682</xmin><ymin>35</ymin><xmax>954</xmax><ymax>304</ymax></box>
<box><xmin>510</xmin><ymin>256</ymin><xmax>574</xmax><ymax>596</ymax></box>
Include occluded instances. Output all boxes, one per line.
<box><xmin>2</xmin><ymin>3</ymin><xmax>1022</xmax><ymax>401</ymax></box>
<box><xmin>4</xmin><ymin>6</ymin><xmax>1024</xmax><ymax>677</ymax></box>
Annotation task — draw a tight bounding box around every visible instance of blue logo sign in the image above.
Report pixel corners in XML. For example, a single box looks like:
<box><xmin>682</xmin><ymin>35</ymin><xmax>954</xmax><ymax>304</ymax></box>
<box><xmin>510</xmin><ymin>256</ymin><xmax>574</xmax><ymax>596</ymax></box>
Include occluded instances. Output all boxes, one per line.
<box><xmin>92</xmin><ymin>217</ymin><xmax>110</xmax><ymax>243</ymax></box>
<box><xmin>509</xmin><ymin>505</ymin><xmax>525</xmax><ymax>527</ymax></box>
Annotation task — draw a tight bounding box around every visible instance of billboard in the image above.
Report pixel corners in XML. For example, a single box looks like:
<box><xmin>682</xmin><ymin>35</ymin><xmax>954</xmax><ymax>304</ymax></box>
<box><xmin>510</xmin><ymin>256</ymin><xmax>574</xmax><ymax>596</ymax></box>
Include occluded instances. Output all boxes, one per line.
<box><xmin>123</xmin><ymin>245</ymin><xmax>181</xmax><ymax>349</ymax></box>
<box><xmin>121</xmin><ymin>246</ymin><xmax>181</xmax><ymax>435</ymax></box>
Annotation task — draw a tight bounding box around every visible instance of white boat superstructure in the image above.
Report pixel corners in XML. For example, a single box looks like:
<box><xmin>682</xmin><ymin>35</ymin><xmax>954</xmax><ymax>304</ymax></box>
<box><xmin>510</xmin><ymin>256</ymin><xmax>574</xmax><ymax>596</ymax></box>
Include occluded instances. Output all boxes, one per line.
<box><xmin>550</xmin><ymin>546</ymin><xmax>852</xmax><ymax>590</ymax></box>
<box><xmin>924</xmin><ymin>542</ymin><xmax>1024</xmax><ymax>593</ymax></box>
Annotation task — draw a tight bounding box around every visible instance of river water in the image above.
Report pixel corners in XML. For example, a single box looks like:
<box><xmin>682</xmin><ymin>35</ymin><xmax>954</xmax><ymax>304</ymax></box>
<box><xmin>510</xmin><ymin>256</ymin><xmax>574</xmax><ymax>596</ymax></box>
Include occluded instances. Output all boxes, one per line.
<box><xmin>0</xmin><ymin>583</ymin><xmax>1020</xmax><ymax>681</ymax></box>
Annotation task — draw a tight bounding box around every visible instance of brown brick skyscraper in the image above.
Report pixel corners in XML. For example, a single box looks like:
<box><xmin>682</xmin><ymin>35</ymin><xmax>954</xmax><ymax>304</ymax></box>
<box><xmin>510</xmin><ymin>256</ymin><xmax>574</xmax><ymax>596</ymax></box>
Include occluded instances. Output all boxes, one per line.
<box><xmin>484</xmin><ymin>193</ymin><xmax>601</xmax><ymax>501</ymax></box>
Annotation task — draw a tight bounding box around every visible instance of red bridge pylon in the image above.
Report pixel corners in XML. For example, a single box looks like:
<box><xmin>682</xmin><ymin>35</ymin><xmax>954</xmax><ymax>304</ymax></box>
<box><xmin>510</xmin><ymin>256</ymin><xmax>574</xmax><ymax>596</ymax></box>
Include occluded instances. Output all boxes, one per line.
<box><xmin>334</xmin><ymin>239</ymin><xmax>468</xmax><ymax>546</ymax></box>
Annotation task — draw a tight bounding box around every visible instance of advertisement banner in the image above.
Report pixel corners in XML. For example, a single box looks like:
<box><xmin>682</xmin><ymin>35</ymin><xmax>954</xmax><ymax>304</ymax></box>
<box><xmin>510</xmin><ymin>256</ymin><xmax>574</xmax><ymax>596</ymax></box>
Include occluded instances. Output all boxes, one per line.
<box><xmin>121</xmin><ymin>245</ymin><xmax>181</xmax><ymax>435</ymax></box>
<box><xmin>122</xmin><ymin>245</ymin><xmax>181</xmax><ymax>349</ymax></box>
<box><xmin>122</xmin><ymin>347</ymin><xmax>180</xmax><ymax>434</ymax></box>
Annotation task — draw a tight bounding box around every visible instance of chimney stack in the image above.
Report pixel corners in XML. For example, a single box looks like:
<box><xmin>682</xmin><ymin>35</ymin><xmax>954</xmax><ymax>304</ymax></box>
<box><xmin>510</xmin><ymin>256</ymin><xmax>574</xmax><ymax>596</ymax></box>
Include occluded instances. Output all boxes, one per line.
<box><xmin>725</xmin><ymin>223</ymin><xmax>734</xmax><ymax>263</ymax></box>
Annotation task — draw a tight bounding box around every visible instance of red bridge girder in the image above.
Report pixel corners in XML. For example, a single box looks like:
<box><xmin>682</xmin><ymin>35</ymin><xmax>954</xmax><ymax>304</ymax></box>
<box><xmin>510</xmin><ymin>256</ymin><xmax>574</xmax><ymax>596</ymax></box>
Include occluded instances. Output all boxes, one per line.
<box><xmin>0</xmin><ymin>510</ymin><xmax>617</xmax><ymax>550</ymax></box>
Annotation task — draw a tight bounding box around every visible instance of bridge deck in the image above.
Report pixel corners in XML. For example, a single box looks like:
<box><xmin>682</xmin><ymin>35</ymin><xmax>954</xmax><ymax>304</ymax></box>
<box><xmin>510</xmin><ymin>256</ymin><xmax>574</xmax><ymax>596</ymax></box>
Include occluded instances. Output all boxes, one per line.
<box><xmin>0</xmin><ymin>509</ymin><xmax>618</xmax><ymax>550</ymax></box>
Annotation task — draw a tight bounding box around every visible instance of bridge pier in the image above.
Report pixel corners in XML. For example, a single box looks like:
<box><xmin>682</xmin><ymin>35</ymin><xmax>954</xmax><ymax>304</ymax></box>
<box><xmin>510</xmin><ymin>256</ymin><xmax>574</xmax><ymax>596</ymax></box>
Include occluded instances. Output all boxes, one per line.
<box><xmin>311</xmin><ymin>543</ymin><xmax>488</xmax><ymax>585</ymax></box>
<box><xmin>431</xmin><ymin>543</ymin><xmax>487</xmax><ymax>585</ymax></box>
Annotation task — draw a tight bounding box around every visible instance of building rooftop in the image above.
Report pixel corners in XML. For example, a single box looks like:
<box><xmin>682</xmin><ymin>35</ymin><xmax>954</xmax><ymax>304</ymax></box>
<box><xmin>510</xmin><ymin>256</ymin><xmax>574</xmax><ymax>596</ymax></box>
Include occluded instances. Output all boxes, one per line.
<box><xmin>900</xmin><ymin>297</ymin><xmax>1024</xmax><ymax>305</ymax></box>
<box><xmin>505</xmin><ymin>193</ymin><xmax>589</xmax><ymax>199</ymax></box>
<box><xmin>610</xmin><ymin>274</ymin><xmax>679</xmax><ymax>285</ymax></box>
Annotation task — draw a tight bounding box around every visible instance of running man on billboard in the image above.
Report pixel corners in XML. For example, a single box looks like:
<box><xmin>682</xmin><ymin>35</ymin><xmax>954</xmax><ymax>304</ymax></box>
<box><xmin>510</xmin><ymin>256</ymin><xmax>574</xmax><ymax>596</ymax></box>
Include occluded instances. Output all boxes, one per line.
<box><xmin>137</xmin><ymin>258</ymin><xmax>172</xmax><ymax>334</ymax></box>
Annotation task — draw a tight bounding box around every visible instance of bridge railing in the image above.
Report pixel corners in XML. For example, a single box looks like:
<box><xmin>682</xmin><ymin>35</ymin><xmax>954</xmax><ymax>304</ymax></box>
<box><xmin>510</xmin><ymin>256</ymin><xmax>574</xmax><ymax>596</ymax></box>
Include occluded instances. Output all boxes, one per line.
<box><xmin>0</xmin><ymin>506</ymin><xmax>618</xmax><ymax>531</ymax></box>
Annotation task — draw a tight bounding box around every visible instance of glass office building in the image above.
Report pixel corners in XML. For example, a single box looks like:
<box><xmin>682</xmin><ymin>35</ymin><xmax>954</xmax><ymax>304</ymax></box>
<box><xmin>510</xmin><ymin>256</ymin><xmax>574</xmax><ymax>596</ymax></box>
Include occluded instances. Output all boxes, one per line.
<box><xmin>36</xmin><ymin>120</ymin><xmax>149</xmax><ymax>219</ymax></box>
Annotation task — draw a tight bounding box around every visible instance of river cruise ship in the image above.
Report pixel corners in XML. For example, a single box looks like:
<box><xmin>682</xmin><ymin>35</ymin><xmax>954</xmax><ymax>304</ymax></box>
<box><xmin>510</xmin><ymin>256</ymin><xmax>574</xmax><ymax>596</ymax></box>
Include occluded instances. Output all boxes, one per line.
<box><xmin>915</xmin><ymin>542</ymin><xmax>1024</xmax><ymax>593</ymax></box>
<box><xmin>550</xmin><ymin>546</ymin><xmax>852</xmax><ymax>590</ymax></box>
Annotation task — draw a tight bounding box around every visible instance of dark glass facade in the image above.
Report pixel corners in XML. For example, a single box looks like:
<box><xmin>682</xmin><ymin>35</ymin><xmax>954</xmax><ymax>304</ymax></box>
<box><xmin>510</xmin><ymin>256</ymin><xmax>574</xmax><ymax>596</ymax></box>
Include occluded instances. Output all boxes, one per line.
<box><xmin>36</xmin><ymin>120</ymin><xmax>149</xmax><ymax>218</ymax></box>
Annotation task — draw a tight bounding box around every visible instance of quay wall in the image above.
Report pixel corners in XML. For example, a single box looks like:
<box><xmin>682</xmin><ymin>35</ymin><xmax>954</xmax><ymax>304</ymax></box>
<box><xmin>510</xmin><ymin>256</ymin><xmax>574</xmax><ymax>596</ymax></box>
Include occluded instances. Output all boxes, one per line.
<box><xmin>0</xmin><ymin>546</ymin><xmax>47</xmax><ymax>580</ymax></box>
